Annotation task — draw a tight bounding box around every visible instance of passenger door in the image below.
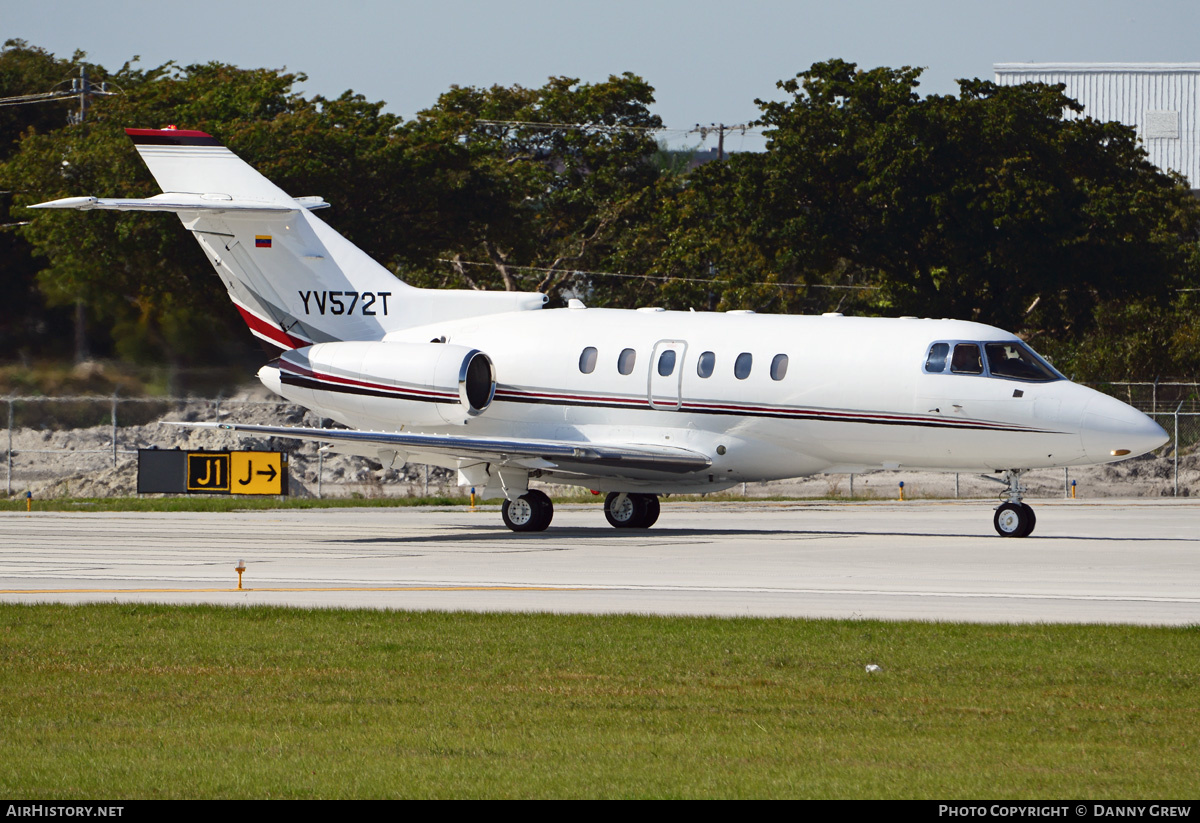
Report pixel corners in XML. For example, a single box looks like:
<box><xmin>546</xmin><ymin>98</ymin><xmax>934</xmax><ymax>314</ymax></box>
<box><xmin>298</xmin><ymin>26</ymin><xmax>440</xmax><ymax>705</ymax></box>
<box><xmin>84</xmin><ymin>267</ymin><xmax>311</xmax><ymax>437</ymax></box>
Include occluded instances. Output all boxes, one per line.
<box><xmin>648</xmin><ymin>340</ymin><xmax>688</xmax><ymax>410</ymax></box>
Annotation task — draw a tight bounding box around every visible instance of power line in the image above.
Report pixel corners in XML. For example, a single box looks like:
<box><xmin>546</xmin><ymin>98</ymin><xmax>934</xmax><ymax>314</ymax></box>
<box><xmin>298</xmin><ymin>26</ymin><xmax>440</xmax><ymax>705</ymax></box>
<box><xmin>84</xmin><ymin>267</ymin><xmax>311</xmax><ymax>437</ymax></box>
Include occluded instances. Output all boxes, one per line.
<box><xmin>0</xmin><ymin>90</ymin><xmax>79</xmax><ymax>108</ymax></box>
<box><xmin>689</xmin><ymin>123</ymin><xmax>755</xmax><ymax>161</ymax></box>
<box><xmin>436</xmin><ymin>258</ymin><xmax>878</xmax><ymax>290</ymax></box>
<box><xmin>470</xmin><ymin>118</ymin><xmax>764</xmax><ymax>140</ymax></box>
<box><xmin>0</xmin><ymin>66</ymin><xmax>117</xmax><ymax>121</ymax></box>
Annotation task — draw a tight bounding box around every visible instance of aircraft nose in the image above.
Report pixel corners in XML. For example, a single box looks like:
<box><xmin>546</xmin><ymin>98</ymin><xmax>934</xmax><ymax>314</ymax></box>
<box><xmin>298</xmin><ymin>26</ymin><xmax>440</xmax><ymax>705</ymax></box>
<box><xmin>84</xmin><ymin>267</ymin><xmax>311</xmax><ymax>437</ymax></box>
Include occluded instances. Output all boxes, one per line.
<box><xmin>1080</xmin><ymin>394</ymin><xmax>1169</xmax><ymax>463</ymax></box>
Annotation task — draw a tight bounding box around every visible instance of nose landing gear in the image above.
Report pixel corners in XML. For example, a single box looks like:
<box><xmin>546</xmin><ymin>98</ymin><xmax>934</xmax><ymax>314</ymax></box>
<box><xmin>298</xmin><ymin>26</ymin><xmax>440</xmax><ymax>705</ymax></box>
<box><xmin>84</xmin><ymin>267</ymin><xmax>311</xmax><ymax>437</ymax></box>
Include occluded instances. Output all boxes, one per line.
<box><xmin>990</xmin><ymin>469</ymin><xmax>1036</xmax><ymax>537</ymax></box>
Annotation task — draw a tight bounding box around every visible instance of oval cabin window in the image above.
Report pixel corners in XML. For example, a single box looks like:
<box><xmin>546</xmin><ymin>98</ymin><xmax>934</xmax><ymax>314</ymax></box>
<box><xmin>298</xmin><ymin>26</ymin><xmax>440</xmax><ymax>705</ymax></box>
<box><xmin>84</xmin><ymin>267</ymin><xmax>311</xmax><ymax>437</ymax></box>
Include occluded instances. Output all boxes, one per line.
<box><xmin>735</xmin><ymin>352</ymin><xmax>753</xmax><ymax>380</ymax></box>
<box><xmin>658</xmin><ymin>350</ymin><xmax>676</xmax><ymax>377</ymax></box>
<box><xmin>770</xmin><ymin>354</ymin><xmax>788</xmax><ymax>381</ymax></box>
<box><xmin>617</xmin><ymin>348</ymin><xmax>637</xmax><ymax>375</ymax></box>
<box><xmin>579</xmin><ymin>346</ymin><xmax>598</xmax><ymax>374</ymax></box>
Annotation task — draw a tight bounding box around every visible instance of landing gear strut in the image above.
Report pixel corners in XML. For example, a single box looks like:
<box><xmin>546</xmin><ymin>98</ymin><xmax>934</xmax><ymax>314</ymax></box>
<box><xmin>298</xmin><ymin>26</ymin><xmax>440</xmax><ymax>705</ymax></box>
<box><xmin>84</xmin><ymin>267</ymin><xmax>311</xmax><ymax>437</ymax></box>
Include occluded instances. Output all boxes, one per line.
<box><xmin>604</xmin><ymin>492</ymin><xmax>660</xmax><ymax>529</ymax></box>
<box><xmin>991</xmin><ymin>469</ymin><xmax>1036</xmax><ymax>538</ymax></box>
<box><xmin>501</xmin><ymin>489</ymin><xmax>554</xmax><ymax>532</ymax></box>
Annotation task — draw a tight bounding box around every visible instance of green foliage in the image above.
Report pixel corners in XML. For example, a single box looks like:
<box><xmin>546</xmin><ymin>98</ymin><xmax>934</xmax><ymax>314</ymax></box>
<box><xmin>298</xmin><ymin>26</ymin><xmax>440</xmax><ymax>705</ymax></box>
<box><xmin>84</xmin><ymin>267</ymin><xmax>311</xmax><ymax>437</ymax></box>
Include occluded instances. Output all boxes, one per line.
<box><xmin>3</xmin><ymin>44</ymin><xmax>1199</xmax><ymax>379</ymax></box>
<box><xmin>399</xmin><ymin>72</ymin><xmax>664</xmax><ymax>299</ymax></box>
<box><xmin>631</xmin><ymin>60</ymin><xmax>1200</xmax><ymax>375</ymax></box>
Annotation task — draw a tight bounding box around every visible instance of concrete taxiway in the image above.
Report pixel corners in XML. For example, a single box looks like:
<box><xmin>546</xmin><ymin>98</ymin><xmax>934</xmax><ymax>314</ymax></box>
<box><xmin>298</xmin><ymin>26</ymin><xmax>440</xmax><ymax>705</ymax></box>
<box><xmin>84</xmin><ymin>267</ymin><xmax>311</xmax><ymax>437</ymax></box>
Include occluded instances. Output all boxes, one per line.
<box><xmin>1</xmin><ymin>499</ymin><xmax>1197</xmax><ymax>624</ymax></box>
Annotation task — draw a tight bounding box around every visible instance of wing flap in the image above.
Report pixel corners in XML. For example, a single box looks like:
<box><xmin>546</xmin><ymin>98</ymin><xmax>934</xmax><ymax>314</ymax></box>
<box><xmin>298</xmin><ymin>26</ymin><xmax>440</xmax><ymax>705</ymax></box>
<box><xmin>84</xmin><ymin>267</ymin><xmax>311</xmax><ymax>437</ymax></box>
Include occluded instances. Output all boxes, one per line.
<box><xmin>164</xmin><ymin>421</ymin><xmax>713</xmax><ymax>475</ymax></box>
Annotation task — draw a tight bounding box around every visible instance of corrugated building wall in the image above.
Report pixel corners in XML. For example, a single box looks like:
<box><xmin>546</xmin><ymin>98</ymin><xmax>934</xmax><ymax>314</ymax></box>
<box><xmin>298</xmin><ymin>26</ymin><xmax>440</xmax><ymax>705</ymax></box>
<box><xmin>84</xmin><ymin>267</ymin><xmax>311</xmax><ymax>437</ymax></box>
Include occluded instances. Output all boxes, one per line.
<box><xmin>994</xmin><ymin>63</ymin><xmax>1200</xmax><ymax>188</ymax></box>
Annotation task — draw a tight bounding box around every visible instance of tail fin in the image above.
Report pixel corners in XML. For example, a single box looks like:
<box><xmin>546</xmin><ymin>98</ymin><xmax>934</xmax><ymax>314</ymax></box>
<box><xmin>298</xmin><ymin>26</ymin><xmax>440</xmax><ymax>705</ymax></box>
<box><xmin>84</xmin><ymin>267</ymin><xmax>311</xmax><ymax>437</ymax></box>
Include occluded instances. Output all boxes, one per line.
<box><xmin>32</xmin><ymin>128</ymin><xmax>546</xmax><ymax>348</ymax></box>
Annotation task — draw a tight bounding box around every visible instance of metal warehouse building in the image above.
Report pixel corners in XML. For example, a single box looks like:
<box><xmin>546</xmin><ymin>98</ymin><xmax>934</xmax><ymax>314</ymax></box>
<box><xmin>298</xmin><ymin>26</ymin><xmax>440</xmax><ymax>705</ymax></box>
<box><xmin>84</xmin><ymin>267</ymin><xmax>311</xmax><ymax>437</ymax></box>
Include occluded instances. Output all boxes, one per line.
<box><xmin>994</xmin><ymin>63</ymin><xmax>1200</xmax><ymax>189</ymax></box>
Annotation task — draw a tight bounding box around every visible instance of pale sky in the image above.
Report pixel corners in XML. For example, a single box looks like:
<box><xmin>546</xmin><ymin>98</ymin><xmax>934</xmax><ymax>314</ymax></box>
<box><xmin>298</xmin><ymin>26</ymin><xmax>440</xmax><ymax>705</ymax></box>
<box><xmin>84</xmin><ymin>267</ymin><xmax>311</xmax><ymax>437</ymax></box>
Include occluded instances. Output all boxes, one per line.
<box><xmin>4</xmin><ymin>0</ymin><xmax>1199</xmax><ymax>151</ymax></box>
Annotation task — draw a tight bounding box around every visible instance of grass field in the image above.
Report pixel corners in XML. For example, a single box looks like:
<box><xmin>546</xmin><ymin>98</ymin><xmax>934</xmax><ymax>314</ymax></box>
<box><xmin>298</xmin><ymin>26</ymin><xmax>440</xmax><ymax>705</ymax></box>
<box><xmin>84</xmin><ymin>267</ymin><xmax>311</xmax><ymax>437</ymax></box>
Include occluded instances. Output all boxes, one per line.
<box><xmin>1</xmin><ymin>604</ymin><xmax>1197</xmax><ymax>798</ymax></box>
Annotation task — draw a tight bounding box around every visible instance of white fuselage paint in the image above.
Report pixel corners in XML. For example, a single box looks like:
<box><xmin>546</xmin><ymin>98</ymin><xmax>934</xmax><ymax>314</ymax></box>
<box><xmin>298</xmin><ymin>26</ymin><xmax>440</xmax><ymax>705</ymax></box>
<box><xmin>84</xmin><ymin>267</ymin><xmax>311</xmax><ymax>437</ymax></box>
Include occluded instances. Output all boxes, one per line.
<box><xmin>260</xmin><ymin>307</ymin><xmax>1167</xmax><ymax>493</ymax></box>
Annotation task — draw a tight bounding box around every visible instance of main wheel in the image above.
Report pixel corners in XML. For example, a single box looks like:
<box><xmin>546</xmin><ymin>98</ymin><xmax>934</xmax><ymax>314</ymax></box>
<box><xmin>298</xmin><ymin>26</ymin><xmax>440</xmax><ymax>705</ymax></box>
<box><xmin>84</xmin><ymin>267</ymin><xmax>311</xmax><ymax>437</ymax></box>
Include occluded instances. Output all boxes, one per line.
<box><xmin>502</xmin><ymin>490</ymin><xmax>554</xmax><ymax>532</ymax></box>
<box><xmin>605</xmin><ymin>492</ymin><xmax>645</xmax><ymax>528</ymax></box>
<box><xmin>993</xmin><ymin>502</ymin><xmax>1035</xmax><ymax>537</ymax></box>
<box><xmin>604</xmin><ymin>492</ymin><xmax>659</xmax><ymax>529</ymax></box>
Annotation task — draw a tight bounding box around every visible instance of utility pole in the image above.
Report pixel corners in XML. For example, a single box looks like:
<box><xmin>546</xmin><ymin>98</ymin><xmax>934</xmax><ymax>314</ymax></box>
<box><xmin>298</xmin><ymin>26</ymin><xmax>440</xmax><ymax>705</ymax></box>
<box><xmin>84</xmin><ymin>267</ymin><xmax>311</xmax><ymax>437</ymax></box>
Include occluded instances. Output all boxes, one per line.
<box><xmin>690</xmin><ymin>122</ymin><xmax>752</xmax><ymax>162</ymax></box>
<box><xmin>67</xmin><ymin>65</ymin><xmax>113</xmax><ymax>363</ymax></box>
<box><xmin>67</xmin><ymin>65</ymin><xmax>113</xmax><ymax>125</ymax></box>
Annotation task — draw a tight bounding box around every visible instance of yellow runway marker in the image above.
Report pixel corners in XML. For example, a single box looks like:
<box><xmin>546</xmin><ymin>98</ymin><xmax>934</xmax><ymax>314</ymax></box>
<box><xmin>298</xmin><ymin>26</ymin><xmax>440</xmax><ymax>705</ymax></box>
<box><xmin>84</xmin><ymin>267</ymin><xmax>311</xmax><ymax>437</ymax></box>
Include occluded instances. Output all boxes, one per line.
<box><xmin>1</xmin><ymin>586</ymin><xmax>589</xmax><ymax>594</ymax></box>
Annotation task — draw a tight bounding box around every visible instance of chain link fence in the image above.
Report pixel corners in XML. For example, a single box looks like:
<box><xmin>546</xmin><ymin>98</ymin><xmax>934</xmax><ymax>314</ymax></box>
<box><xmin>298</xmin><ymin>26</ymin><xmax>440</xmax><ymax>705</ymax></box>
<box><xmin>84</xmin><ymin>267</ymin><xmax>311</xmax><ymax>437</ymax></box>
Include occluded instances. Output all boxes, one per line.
<box><xmin>2</xmin><ymin>394</ymin><xmax>452</xmax><ymax>500</ymax></box>
<box><xmin>3</xmin><ymin>384</ymin><xmax>1199</xmax><ymax>499</ymax></box>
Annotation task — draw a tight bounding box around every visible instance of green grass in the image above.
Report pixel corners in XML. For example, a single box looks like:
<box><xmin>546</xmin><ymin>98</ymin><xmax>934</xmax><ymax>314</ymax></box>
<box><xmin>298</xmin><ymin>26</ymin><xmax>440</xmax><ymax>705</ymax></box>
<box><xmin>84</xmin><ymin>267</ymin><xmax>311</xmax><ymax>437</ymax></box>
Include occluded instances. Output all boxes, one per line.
<box><xmin>0</xmin><ymin>605</ymin><xmax>1197</xmax><ymax>798</ymax></box>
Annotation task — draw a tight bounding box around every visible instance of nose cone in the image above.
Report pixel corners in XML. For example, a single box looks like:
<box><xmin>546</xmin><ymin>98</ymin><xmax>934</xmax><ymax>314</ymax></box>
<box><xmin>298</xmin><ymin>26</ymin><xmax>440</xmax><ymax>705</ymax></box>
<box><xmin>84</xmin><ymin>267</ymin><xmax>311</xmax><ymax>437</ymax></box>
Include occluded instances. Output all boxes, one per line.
<box><xmin>1080</xmin><ymin>394</ymin><xmax>1169</xmax><ymax>463</ymax></box>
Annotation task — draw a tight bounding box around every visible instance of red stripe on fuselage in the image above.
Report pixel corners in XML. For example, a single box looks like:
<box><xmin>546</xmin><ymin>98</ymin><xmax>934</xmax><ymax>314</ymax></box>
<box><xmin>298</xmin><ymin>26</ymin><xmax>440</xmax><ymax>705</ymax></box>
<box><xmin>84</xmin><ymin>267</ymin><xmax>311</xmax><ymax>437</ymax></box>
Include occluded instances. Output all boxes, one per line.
<box><xmin>278</xmin><ymin>357</ymin><xmax>457</xmax><ymax>402</ymax></box>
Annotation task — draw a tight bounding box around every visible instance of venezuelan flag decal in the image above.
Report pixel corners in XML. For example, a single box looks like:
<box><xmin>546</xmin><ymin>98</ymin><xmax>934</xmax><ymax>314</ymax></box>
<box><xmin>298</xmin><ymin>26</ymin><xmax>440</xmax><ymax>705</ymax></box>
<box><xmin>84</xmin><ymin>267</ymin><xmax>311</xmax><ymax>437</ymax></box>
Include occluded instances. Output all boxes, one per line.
<box><xmin>255</xmin><ymin>235</ymin><xmax>272</xmax><ymax>248</ymax></box>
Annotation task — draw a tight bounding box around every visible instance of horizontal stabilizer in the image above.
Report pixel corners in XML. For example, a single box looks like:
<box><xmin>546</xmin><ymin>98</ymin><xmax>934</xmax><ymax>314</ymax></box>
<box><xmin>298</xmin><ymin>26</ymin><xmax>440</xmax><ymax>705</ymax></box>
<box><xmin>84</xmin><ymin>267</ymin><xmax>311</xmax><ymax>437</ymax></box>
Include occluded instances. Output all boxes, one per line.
<box><xmin>29</xmin><ymin>194</ymin><xmax>329</xmax><ymax>213</ymax></box>
<box><xmin>164</xmin><ymin>421</ymin><xmax>713</xmax><ymax>475</ymax></box>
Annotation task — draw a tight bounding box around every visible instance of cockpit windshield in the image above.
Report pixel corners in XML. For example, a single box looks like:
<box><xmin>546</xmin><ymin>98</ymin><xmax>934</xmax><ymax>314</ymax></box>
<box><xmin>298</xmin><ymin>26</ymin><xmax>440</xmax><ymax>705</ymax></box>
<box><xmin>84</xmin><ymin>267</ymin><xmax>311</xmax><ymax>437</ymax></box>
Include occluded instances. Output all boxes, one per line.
<box><xmin>923</xmin><ymin>340</ymin><xmax>1062</xmax><ymax>382</ymax></box>
<box><xmin>984</xmin><ymin>342</ymin><xmax>1061</xmax><ymax>382</ymax></box>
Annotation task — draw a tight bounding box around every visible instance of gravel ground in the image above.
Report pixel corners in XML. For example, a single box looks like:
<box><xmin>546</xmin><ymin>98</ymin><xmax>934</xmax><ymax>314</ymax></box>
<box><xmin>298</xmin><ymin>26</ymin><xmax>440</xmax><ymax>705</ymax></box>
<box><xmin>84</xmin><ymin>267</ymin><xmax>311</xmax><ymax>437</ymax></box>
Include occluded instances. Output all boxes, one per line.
<box><xmin>4</xmin><ymin>385</ymin><xmax>1197</xmax><ymax>501</ymax></box>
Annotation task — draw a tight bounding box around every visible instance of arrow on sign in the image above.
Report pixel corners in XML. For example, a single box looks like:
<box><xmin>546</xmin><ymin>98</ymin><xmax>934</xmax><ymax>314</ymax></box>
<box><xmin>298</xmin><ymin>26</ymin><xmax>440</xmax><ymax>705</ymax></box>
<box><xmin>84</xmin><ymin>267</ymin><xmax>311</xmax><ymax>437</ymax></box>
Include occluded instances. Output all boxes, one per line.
<box><xmin>239</xmin><ymin>461</ymin><xmax>278</xmax><ymax>485</ymax></box>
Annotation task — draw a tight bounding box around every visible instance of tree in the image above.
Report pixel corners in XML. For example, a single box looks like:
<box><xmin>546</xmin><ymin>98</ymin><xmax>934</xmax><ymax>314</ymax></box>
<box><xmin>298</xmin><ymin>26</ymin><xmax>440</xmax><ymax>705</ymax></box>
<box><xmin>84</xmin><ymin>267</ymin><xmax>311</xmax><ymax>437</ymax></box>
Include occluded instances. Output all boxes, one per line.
<box><xmin>399</xmin><ymin>73</ymin><xmax>664</xmax><ymax>300</ymax></box>
<box><xmin>750</xmin><ymin>61</ymin><xmax>1200</xmax><ymax>343</ymax></box>
<box><xmin>0</xmin><ymin>40</ymin><xmax>90</xmax><ymax>360</ymax></box>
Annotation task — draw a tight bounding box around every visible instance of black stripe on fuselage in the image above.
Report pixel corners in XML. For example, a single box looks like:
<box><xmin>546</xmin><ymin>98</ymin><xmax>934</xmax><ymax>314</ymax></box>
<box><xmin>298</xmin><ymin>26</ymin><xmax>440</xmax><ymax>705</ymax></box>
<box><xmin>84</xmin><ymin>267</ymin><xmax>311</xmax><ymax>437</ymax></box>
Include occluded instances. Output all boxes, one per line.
<box><xmin>493</xmin><ymin>390</ymin><xmax>1053</xmax><ymax>433</ymax></box>
<box><xmin>290</xmin><ymin>374</ymin><xmax>1056</xmax><ymax>435</ymax></box>
<box><xmin>281</xmin><ymin>373</ymin><xmax>453</xmax><ymax>403</ymax></box>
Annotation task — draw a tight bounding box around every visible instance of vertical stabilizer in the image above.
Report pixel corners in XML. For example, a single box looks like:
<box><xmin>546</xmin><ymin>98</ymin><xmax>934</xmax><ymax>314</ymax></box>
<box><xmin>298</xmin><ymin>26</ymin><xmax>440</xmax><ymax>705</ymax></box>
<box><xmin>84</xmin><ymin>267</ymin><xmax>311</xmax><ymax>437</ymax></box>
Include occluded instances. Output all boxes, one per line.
<box><xmin>34</xmin><ymin>128</ymin><xmax>547</xmax><ymax>349</ymax></box>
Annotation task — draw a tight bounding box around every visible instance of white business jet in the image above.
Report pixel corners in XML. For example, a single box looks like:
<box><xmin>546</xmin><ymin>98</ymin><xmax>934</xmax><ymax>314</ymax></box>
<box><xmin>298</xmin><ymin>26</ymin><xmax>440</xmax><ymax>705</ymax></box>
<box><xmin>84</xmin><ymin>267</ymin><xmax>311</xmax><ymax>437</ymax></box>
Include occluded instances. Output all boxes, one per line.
<box><xmin>32</xmin><ymin>128</ymin><xmax>1169</xmax><ymax>536</ymax></box>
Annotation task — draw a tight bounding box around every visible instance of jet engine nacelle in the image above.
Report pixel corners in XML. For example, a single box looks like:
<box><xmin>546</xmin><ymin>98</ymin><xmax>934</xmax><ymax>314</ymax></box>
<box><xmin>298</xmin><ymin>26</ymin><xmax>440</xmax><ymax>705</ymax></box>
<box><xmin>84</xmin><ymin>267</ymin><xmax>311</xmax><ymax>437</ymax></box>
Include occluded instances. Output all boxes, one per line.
<box><xmin>274</xmin><ymin>340</ymin><xmax>496</xmax><ymax>426</ymax></box>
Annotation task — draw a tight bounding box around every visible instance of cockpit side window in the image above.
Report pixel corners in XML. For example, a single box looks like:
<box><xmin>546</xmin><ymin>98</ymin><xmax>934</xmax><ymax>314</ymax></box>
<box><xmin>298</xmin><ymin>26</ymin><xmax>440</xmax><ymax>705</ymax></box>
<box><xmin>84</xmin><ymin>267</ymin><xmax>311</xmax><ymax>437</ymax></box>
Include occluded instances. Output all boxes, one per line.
<box><xmin>924</xmin><ymin>342</ymin><xmax>950</xmax><ymax>373</ymax></box>
<box><xmin>984</xmin><ymin>342</ymin><xmax>1061</xmax><ymax>382</ymax></box>
<box><xmin>950</xmin><ymin>343</ymin><xmax>983</xmax><ymax>375</ymax></box>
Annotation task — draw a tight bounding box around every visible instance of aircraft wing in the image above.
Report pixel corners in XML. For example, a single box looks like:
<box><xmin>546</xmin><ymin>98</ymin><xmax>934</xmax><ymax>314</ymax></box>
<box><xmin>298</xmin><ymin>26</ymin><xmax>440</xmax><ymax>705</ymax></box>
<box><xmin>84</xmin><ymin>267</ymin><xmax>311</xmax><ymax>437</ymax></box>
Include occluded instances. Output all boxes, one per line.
<box><xmin>165</xmin><ymin>421</ymin><xmax>713</xmax><ymax>476</ymax></box>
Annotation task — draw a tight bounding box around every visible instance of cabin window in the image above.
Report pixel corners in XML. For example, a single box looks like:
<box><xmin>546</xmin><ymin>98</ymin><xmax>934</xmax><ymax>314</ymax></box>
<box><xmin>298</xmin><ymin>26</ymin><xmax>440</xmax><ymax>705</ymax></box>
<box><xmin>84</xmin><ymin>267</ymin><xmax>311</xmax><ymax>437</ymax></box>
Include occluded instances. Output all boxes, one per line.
<box><xmin>697</xmin><ymin>351</ymin><xmax>716</xmax><ymax>378</ymax></box>
<box><xmin>950</xmin><ymin>343</ymin><xmax>983</xmax><ymax>375</ymax></box>
<box><xmin>578</xmin><ymin>346</ymin><xmax>598</xmax><ymax>374</ymax></box>
<box><xmin>734</xmin><ymin>352</ymin><xmax>753</xmax><ymax>380</ymax></box>
<box><xmin>984</xmin><ymin>342</ymin><xmax>1061</xmax><ymax>382</ymax></box>
<box><xmin>657</xmin><ymin>349</ymin><xmax>676</xmax><ymax>377</ymax></box>
<box><xmin>770</xmin><ymin>354</ymin><xmax>789</xmax><ymax>381</ymax></box>
<box><xmin>924</xmin><ymin>342</ymin><xmax>949</xmax><ymax>373</ymax></box>
<box><xmin>617</xmin><ymin>348</ymin><xmax>637</xmax><ymax>375</ymax></box>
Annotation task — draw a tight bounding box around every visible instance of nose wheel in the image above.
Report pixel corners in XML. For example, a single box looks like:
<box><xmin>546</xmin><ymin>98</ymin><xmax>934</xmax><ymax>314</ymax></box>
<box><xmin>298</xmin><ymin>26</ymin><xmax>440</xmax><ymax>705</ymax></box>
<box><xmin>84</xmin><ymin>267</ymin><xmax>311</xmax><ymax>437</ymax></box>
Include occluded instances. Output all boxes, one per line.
<box><xmin>993</xmin><ymin>502</ymin><xmax>1036</xmax><ymax>537</ymax></box>
<box><xmin>502</xmin><ymin>489</ymin><xmax>554</xmax><ymax>532</ymax></box>
<box><xmin>991</xmin><ymin>469</ymin><xmax>1036</xmax><ymax>537</ymax></box>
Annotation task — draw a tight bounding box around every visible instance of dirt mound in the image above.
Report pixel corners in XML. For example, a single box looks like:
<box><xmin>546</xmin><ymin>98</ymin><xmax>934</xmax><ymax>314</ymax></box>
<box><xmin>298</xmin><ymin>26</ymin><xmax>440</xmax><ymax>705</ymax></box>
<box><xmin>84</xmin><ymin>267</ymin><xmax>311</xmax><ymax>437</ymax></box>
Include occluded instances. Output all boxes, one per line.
<box><xmin>5</xmin><ymin>385</ymin><xmax>1197</xmax><ymax>501</ymax></box>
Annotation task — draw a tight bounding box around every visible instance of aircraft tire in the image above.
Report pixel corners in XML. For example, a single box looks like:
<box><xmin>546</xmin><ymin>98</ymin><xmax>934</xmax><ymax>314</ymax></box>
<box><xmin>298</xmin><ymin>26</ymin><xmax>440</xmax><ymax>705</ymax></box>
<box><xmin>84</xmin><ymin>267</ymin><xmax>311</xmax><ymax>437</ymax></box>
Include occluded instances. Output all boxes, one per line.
<box><xmin>993</xmin><ymin>502</ymin><xmax>1034</xmax><ymax>538</ymax></box>
<box><xmin>1017</xmin><ymin>503</ymin><xmax>1036</xmax><ymax>537</ymax></box>
<box><xmin>503</xmin><ymin>490</ymin><xmax>553</xmax><ymax>532</ymax></box>
<box><xmin>641</xmin><ymin>494</ymin><xmax>661</xmax><ymax>528</ymax></box>
<box><xmin>605</xmin><ymin>492</ymin><xmax>649</xmax><ymax>528</ymax></box>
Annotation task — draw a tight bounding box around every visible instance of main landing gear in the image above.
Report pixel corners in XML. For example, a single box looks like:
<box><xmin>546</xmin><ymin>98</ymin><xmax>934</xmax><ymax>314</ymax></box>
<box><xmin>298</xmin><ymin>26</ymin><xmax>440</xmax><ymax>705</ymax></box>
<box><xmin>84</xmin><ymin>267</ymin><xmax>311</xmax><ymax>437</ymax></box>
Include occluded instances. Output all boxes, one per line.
<box><xmin>501</xmin><ymin>489</ymin><xmax>554</xmax><ymax>532</ymax></box>
<box><xmin>499</xmin><ymin>490</ymin><xmax>662</xmax><ymax>532</ymax></box>
<box><xmin>603</xmin><ymin>492</ymin><xmax>660</xmax><ymax>529</ymax></box>
<box><xmin>991</xmin><ymin>469</ymin><xmax>1036</xmax><ymax>538</ymax></box>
